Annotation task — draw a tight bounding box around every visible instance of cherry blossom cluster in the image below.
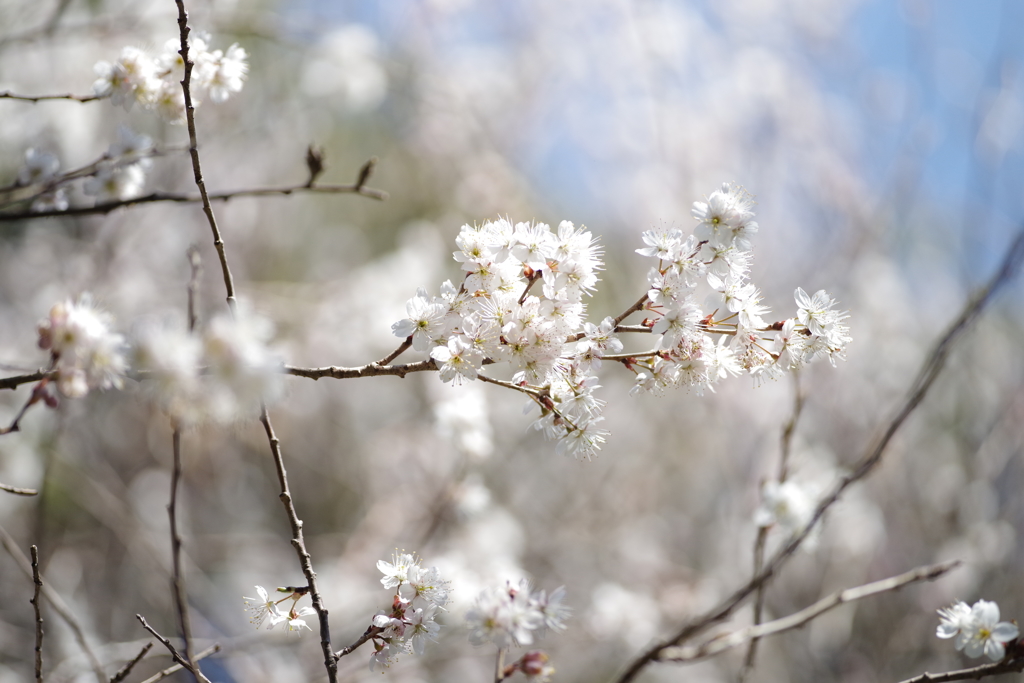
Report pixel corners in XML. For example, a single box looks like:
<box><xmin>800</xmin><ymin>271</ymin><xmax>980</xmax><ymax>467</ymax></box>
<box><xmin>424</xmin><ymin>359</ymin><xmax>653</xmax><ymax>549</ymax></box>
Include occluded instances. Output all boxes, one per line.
<box><xmin>93</xmin><ymin>33</ymin><xmax>247</xmax><ymax>123</ymax></box>
<box><xmin>465</xmin><ymin>579</ymin><xmax>568</xmax><ymax>682</ymax></box>
<box><xmin>632</xmin><ymin>183</ymin><xmax>850</xmax><ymax>395</ymax></box>
<box><xmin>368</xmin><ymin>552</ymin><xmax>452</xmax><ymax>671</ymax></box>
<box><xmin>391</xmin><ymin>218</ymin><xmax>610</xmax><ymax>458</ymax></box>
<box><xmin>132</xmin><ymin>302</ymin><xmax>282</xmax><ymax>424</ymax></box>
<box><xmin>10</xmin><ymin>126</ymin><xmax>154</xmax><ymax>213</ymax></box>
<box><xmin>936</xmin><ymin>599</ymin><xmax>1019</xmax><ymax>661</ymax></box>
<box><xmin>243</xmin><ymin>585</ymin><xmax>316</xmax><ymax>633</ymax></box>
<box><xmin>391</xmin><ymin>185</ymin><xmax>850</xmax><ymax>460</ymax></box>
<box><xmin>82</xmin><ymin>125</ymin><xmax>154</xmax><ymax>202</ymax></box>
<box><xmin>30</xmin><ymin>293</ymin><xmax>281</xmax><ymax>424</ymax></box>
<box><xmin>37</xmin><ymin>295</ymin><xmax>127</xmax><ymax>399</ymax></box>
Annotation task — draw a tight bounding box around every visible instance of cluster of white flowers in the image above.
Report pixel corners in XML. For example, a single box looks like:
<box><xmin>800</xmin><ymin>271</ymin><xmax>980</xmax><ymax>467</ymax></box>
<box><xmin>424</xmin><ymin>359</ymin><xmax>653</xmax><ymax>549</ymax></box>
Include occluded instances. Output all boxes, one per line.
<box><xmin>392</xmin><ymin>185</ymin><xmax>850</xmax><ymax>459</ymax></box>
<box><xmin>15</xmin><ymin>148</ymin><xmax>68</xmax><ymax>211</ymax></box>
<box><xmin>243</xmin><ymin>585</ymin><xmax>315</xmax><ymax>633</ymax></box>
<box><xmin>132</xmin><ymin>303</ymin><xmax>282</xmax><ymax>424</ymax></box>
<box><xmin>465</xmin><ymin>579</ymin><xmax>570</xmax><ymax>650</ymax></box>
<box><xmin>37</xmin><ymin>295</ymin><xmax>127</xmax><ymax>398</ymax></box>
<box><xmin>937</xmin><ymin>599</ymin><xmax>1019</xmax><ymax>661</ymax></box>
<box><xmin>92</xmin><ymin>33</ymin><xmax>247</xmax><ymax>123</ymax></box>
<box><xmin>83</xmin><ymin>125</ymin><xmax>154</xmax><ymax>202</ymax></box>
<box><xmin>632</xmin><ymin>183</ymin><xmax>851</xmax><ymax>395</ymax></box>
<box><xmin>12</xmin><ymin>126</ymin><xmax>154</xmax><ymax>212</ymax></box>
<box><xmin>392</xmin><ymin>218</ymin><xmax>609</xmax><ymax>458</ymax></box>
<box><xmin>368</xmin><ymin>552</ymin><xmax>452</xmax><ymax>671</ymax></box>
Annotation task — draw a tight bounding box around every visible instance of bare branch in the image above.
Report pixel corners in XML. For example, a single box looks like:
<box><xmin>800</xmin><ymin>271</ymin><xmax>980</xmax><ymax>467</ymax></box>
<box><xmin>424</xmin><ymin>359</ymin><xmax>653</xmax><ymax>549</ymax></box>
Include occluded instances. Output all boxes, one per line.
<box><xmin>108</xmin><ymin>642</ymin><xmax>153</xmax><ymax>683</ymax></box>
<box><xmin>660</xmin><ymin>560</ymin><xmax>960</xmax><ymax>663</ymax></box>
<box><xmin>259</xmin><ymin>406</ymin><xmax>338</xmax><ymax>683</ymax></box>
<box><xmin>168</xmin><ymin>428</ymin><xmax>199</xmax><ymax>680</ymax></box>
<box><xmin>285</xmin><ymin>360</ymin><xmax>437</xmax><ymax>380</ymax></box>
<box><xmin>376</xmin><ymin>337</ymin><xmax>413</xmax><ymax>366</ymax></box>
<box><xmin>0</xmin><ymin>91</ymin><xmax>105</xmax><ymax>103</ymax></box>
<box><xmin>334</xmin><ymin>625</ymin><xmax>380</xmax><ymax>659</ymax></box>
<box><xmin>0</xmin><ymin>369</ymin><xmax>51</xmax><ymax>391</ymax></box>
<box><xmin>0</xmin><ymin>182</ymin><xmax>388</xmax><ymax>222</ymax></box>
<box><xmin>136</xmin><ymin>644</ymin><xmax>219</xmax><ymax>683</ymax></box>
<box><xmin>741</xmin><ymin>370</ymin><xmax>805</xmax><ymax>680</ymax></box>
<box><xmin>613</xmin><ymin>228</ymin><xmax>1024</xmax><ymax>683</ymax></box>
<box><xmin>31</xmin><ymin>545</ymin><xmax>44</xmax><ymax>683</ymax></box>
<box><xmin>895</xmin><ymin>657</ymin><xmax>1024</xmax><ymax>683</ymax></box>
<box><xmin>1</xmin><ymin>481</ymin><xmax>38</xmax><ymax>495</ymax></box>
<box><xmin>174</xmin><ymin>0</ymin><xmax>235</xmax><ymax>312</ymax></box>
<box><xmin>0</xmin><ymin>524</ymin><xmax>106</xmax><ymax>683</ymax></box>
<box><xmin>135</xmin><ymin>615</ymin><xmax>211</xmax><ymax>683</ymax></box>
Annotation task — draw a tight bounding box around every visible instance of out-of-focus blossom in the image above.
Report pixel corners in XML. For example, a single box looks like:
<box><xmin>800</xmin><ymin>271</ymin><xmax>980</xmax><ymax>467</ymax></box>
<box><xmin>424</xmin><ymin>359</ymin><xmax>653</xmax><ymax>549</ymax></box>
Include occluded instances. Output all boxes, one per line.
<box><xmin>466</xmin><ymin>578</ymin><xmax>569</xmax><ymax>649</ymax></box>
<box><xmin>37</xmin><ymin>295</ymin><xmax>126</xmax><ymax>398</ymax></box>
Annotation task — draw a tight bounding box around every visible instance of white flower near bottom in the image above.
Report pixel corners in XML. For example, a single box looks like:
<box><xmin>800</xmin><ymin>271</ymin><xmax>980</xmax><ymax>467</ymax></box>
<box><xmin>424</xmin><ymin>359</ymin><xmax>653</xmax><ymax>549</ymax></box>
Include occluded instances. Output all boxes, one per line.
<box><xmin>937</xmin><ymin>599</ymin><xmax>1019</xmax><ymax>661</ymax></box>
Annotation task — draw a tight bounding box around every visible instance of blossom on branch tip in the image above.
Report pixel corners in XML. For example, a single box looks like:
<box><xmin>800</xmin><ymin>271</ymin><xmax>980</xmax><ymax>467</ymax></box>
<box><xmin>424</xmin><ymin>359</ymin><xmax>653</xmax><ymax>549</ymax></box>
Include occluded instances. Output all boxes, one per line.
<box><xmin>937</xmin><ymin>599</ymin><xmax>1019</xmax><ymax>661</ymax></box>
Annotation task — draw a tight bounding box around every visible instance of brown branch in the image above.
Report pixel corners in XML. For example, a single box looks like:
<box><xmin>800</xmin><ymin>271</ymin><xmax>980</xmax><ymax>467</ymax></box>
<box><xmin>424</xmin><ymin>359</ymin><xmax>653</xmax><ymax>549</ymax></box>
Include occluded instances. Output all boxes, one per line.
<box><xmin>187</xmin><ymin>247</ymin><xmax>201</xmax><ymax>333</ymax></box>
<box><xmin>334</xmin><ymin>625</ymin><xmax>380</xmax><ymax>659</ymax></box>
<box><xmin>174</xmin><ymin>0</ymin><xmax>235</xmax><ymax>312</ymax></box>
<box><xmin>741</xmin><ymin>370</ymin><xmax>805</xmax><ymax>681</ymax></box>
<box><xmin>0</xmin><ymin>182</ymin><xmax>388</xmax><ymax>222</ymax></box>
<box><xmin>135</xmin><ymin>615</ymin><xmax>211</xmax><ymax>683</ymax></box>
<box><xmin>1</xmin><ymin>481</ymin><xmax>38</xmax><ymax>495</ymax></box>
<box><xmin>895</xmin><ymin>658</ymin><xmax>1024</xmax><ymax>683</ymax></box>
<box><xmin>168</xmin><ymin>428</ymin><xmax>199</xmax><ymax>680</ymax></box>
<box><xmin>259</xmin><ymin>406</ymin><xmax>338</xmax><ymax>683</ymax></box>
<box><xmin>285</xmin><ymin>360</ymin><xmax>437</xmax><ymax>380</ymax></box>
<box><xmin>0</xmin><ymin>90</ymin><xmax>105</xmax><ymax>102</ymax></box>
<box><xmin>0</xmin><ymin>369</ymin><xmax>51</xmax><ymax>391</ymax></box>
<box><xmin>31</xmin><ymin>545</ymin><xmax>44</xmax><ymax>683</ymax></box>
<box><xmin>476</xmin><ymin>373</ymin><xmax>542</xmax><ymax>397</ymax></box>
<box><xmin>376</xmin><ymin>337</ymin><xmax>413</xmax><ymax>366</ymax></box>
<box><xmin>613</xmin><ymin>228</ymin><xmax>1024</xmax><ymax>683</ymax></box>
<box><xmin>0</xmin><ymin>524</ymin><xmax>106</xmax><ymax>683</ymax></box>
<box><xmin>137</xmin><ymin>644</ymin><xmax>219</xmax><ymax>683</ymax></box>
<box><xmin>109</xmin><ymin>642</ymin><xmax>152</xmax><ymax>683</ymax></box>
<box><xmin>659</xmin><ymin>561</ymin><xmax>960</xmax><ymax>663</ymax></box>
<box><xmin>612</xmin><ymin>292</ymin><xmax>652</xmax><ymax>328</ymax></box>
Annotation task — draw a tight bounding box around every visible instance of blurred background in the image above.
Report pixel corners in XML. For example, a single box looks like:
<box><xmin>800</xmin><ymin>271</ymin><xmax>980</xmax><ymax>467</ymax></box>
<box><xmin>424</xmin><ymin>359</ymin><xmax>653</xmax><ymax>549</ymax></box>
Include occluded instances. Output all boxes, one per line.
<box><xmin>1</xmin><ymin>0</ymin><xmax>1024</xmax><ymax>681</ymax></box>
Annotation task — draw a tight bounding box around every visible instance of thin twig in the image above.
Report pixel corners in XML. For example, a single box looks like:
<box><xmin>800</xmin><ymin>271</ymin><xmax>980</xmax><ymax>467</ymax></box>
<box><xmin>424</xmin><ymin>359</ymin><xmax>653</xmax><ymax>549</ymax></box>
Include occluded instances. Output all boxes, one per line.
<box><xmin>1</xmin><ymin>481</ymin><xmax>38</xmax><ymax>495</ymax></box>
<box><xmin>259</xmin><ymin>405</ymin><xmax>338</xmax><ymax>683</ymax></box>
<box><xmin>168</xmin><ymin>428</ymin><xmax>199</xmax><ymax>680</ymax></box>
<box><xmin>187</xmin><ymin>247</ymin><xmax>201</xmax><ymax>333</ymax></box>
<box><xmin>174</xmin><ymin>0</ymin><xmax>235</xmax><ymax>312</ymax></box>
<box><xmin>895</xmin><ymin>658</ymin><xmax>1024</xmax><ymax>683</ymax></box>
<box><xmin>0</xmin><ymin>91</ymin><xmax>105</xmax><ymax>102</ymax></box>
<box><xmin>740</xmin><ymin>371</ymin><xmax>804</xmax><ymax>681</ymax></box>
<box><xmin>108</xmin><ymin>642</ymin><xmax>152</xmax><ymax>683</ymax></box>
<box><xmin>334</xmin><ymin>625</ymin><xmax>380</xmax><ymax>659</ymax></box>
<box><xmin>0</xmin><ymin>182</ymin><xmax>387</xmax><ymax>222</ymax></box>
<box><xmin>376</xmin><ymin>338</ymin><xmax>412</xmax><ymax>366</ymax></box>
<box><xmin>31</xmin><ymin>545</ymin><xmax>44</xmax><ymax>683</ymax></box>
<box><xmin>613</xmin><ymin>228</ymin><xmax>1024</xmax><ymax>683</ymax></box>
<box><xmin>135</xmin><ymin>615</ymin><xmax>211</xmax><ymax>683</ymax></box>
<box><xmin>0</xmin><ymin>524</ymin><xmax>106</xmax><ymax>683</ymax></box>
<box><xmin>659</xmin><ymin>561</ymin><xmax>960</xmax><ymax>663</ymax></box>
<box><xmin>137</xmin><ymin>644</ymin><xmax>219</xmax><ymax>683</ymax></box>
<box><xmin>476</xmin><ymin>373</ymin><xmax>542</xmax><ymax>396</ymax></box>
